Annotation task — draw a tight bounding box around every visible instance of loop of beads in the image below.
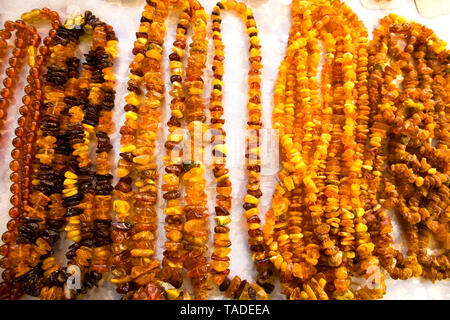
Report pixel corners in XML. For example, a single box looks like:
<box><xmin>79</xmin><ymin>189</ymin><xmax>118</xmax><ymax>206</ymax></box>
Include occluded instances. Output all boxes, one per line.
<box><xmin>208</xmin><ymin>0</ymin><xmax>272</xmax><ymax>300</ymax></box>
<box><xmin>366</xmin><ymin>13</ymin><xmax>449</xmax><ymax>283</ymax></box>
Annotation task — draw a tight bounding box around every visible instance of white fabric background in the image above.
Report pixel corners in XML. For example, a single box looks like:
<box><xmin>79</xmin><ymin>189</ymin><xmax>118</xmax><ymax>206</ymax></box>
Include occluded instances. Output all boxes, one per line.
<box><xmin>0</xmin><ymin>0</ymin><xmax>448</xmax><ymax>299</ymax></box>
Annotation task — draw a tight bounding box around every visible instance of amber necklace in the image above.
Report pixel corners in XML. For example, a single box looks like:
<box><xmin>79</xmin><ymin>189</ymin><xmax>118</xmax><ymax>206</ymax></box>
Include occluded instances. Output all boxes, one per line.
<box><xmin>206</xmin><ymin>0</ymin><xmax>272</xmax><ymax>300</ymax></box>
<box><xmin>0</xmin><ymin>10</ymin><xmax>118</xmax><ymax>300</ymax></box>
<box><xmin>265</xmin><ymin>0</ymin><xmax>383</xmax><ymax>300</ymax></box>
<box><xmin>111</xmin><ymin>0</ymin><xmax>169</xmax><ymax>299</ymax></box>
<box><xmin>367</xmin><ymin>14</ymin><xmax>449</xmax><ymax>282</ymax></box>
<box><xmin>0</xmin><ymin>8</ymin><xmax>62</xmax><ymax>300</ymax></box>
<box><xmin>111</xmin><ymin>0</ymin><xmax>209</xmax><ymax>300</ymax></box>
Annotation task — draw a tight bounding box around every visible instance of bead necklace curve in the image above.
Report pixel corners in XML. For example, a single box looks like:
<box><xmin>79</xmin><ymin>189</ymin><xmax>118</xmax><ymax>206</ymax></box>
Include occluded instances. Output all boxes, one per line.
<box><xmin>0</xmin><ymin>8</ymin><xmax>62</xmax><ymax>300</ymax></box>
<box><xmin>366</xmin><ymin>13</ymin><xmax>449</xmax><ymax>282</ymax></box>
<box><xmin>111</xmin><ymin>0</ymin><xmax>210</xmax><ymax>300</ymax></box>
<box><xmin>207</xmin><ymin>0</ymin><xmax>272</xmax><ymax>300</ymax></box>
<box><xmin>111</xmin><ymin>0</ymin><xmax>169</xmax><ymax>300</ymax></box>
<box><xmin>37</xmin><ymin>11</ymin><xmax>118</xmax><ymax>300</ymax></box>
<box><xmin>168</xmin><ymin>0</ymin><xmax>210</xmax><ymax>300</ymax></box>
<box><xmin>0</xmin><ymin>10</ymin><xmax>118</xmax><ymax>300</ymax></box>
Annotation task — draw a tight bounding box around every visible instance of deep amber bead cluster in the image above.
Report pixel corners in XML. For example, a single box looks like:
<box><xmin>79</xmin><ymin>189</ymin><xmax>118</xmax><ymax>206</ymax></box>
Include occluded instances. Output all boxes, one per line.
<box><xmin>265</xmin><ymin>0</ymin><xmax>448</xmax><ymax>300</ymax></box>
<box><xmin>35</xmin><ymin>12</ymin><xmax>118</xmax><ymax>300</ymax></box>
<box><xmin>0</xmin><ymin>9</ymin><xmax>117</xmax><ymax>300</ymax></box>
<box><xmin>365</xmin><ymin>14</ymin><xmax>449</xmax><ymax>283</ymax></box>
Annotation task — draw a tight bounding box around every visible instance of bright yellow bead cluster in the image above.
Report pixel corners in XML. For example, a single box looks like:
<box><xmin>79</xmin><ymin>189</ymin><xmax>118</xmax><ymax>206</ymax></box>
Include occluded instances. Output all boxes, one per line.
<box><xmin>264</xmin><ymin>0</ymin><xmax>383</xmax><ymax>300</ymax></box>
<box><xmin>111</xmin><ymin>0</ymin><xmax>169</xmax><ymax>297</ymax></box>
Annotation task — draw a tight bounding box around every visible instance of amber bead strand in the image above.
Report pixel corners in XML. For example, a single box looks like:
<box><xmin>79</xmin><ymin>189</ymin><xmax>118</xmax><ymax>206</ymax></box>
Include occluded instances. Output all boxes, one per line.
<box><xmin>264</xmin><ymin>0</ymin><xmax>383</xmax><ymax>300</ymax></box>
<box><xmin>308</xmin><ymin>2</ymin><xmax>382</xmax><ymax>300</ymax></box>
<box><xmin>179</xmin><ymin>0</ymin><xmax>210</xmax><ymax>300</ymax></box>
<box><xmin>123</xmin><ymin>0</ymin><xmax>166</xmax><ymax>297</ymax></box>
<box><xmin>43</xmin><ymin>21</ymin><xmax>97</xmax><ymax>300</ymax></box>
<box><xmin>208</xmin><ymin>1</ymin><xmax>235</xmax><ymax>295</ymax></box>
<box><xmin>314</xmin><ymin>6</ymin><xmax>349</xmax><ymax>297</ymax></box>
<box><xmin>264</xmin><ymin>1</ymin><xmax>304</xmax><ymax>297</ymax></box>
<box><xmin>240</xmin><ymin>1</ymin><xmax>274</xmax><ymax>298</ymax></box>
<box><xmin>158</xmin><ymin>1</ymin><xmax>193</xmax><ymax>294</ymax></box>
<box><xmin>336</xmin><ymin>16</ymin><xmax>367</xmax><ymax>300</ymax></box>
<box><xmin>359</xmin><ymin>9</ymin><xmax>389</xmax><ymax>259</ymax></box>
<box><xmin>64</xmin><ymin>14</ymin><xmax>118</xmax><ymax>299</ymax></box>
<box><xmin>378</xmin><ymin>16</ymin><xmax>449</xmax><ymax>281</ymax></box>
<box><xmin>31</xmin><ymin>17</ymin><xmax>84</xmax><ymax>300</ymax></box>
<box><xmin>333</xmin><ymin>1</ymin><xmax>387</xmax><ymax>300</ymax></box>
<box><xmin>281</xmin><ymin>2</ymin><xmax>337</xmax><ymax>300</ymax></box>
<box><xmin>0</xmin><ymin>9</ymin><xmax>62</xmax><ymax>300</ymax></box>
<box><xmin>288</xmin><ymin>5</ymin><xmax>332</xmax><ymax>300</ymax></box>
<box><xmin>6</xmin><ymin>24</ymin><xmax>39</xmax><ymax>221</ymax></box>
<box><xmin>401</xmin><ymin>23</ymin><xmax>449</xmax><ymax>281</ymax></box>
<box><xmin>328</xmin><ymin>0</ymin><xmax>385</xmax><ymax>300</ymax></box>
<box><xmin>309</xmin><ymin>12</ymin><xmax>340</xmax><ymax>297</ymax></box>
<box><xmin>112</xmin><ymin>0</ymin><xmax>169</xmax><ymax>300</ymax></box>
<box><xmin>155</xmin><ymin>0</ymin><xmax>209</xmax><ymax>300</ymax></box>
<box><xmin>265</xmin><ymin>0</ymin><xmax>301</xmax><ymax>282</ymax></box>
<box><xmin>295</xmin><ymin>1</ymin><xmax>323</xmax><ymax>276</ymax></box>
<box><xmin>265</xmin><ymin>1</ymin><xmax>327</xmax><ymax>300</ymax></box>
<box><xmin>366</xmin><ymin>15</ymin><xmax>427</xmax><ymax>281</ymax></box>
<box><xmin>51</xmin><ymin>14</ymin><xmax>118</xmax><ymax>288</ymax></box>
<box><xmin>61</xmin><ymin>15</ymin><xmax>118</xmax><ymax>298</ymax></box>
<box><xmin>36</xmin><ymin>13</ymin><xmax>118</xmax><ymax>300</ymax></box>
<box><xmin>316</xmin><ymin>2</ymin><xmax>377</xmax><ymax>300</ymax></box>
<box><xmin>206</xmin><ymin>1</ymin><xmax>271</xmax><ymax>300</ymax></box>
<box><xmin>416</xmin><ymin>25</ymin><xmax>450</xmax><ymax>281</ymax></box>
<box><xmin>372</xmin><ymin>16</ymin><xmax>448</xmax><ymax>279</ymax></box>
<box><xmin>382</xmin><ymin>29</ymin><xmax>432</xmax><ymax>276</ymax></box>
<box><xmin>266</xmin><ymin>1</ymin><xmax>334</xmax><ymax>300</ymax></box>
<box><xmin>364</xmin><ymin>15</ymin><xmax>406</xmax><ymax>281</ymax></box>
<box><xmin>90</xmin><ymin>22</ymin><xmax>118</xmax><ymax>277</ymax></box>
<box><xmin>0</xmin><ymin>23</ymin><xmax>26</xmax><ymax>133</ymax></box>
<box><xmin>265</xmin><ymin>4</ymin><xmax>320</xmax><ymax>287</ymax></box>
<box><xmin>4</xmin><ymin>23</ymin><xmax>37</xmax><ymax>217</ymax></box>
<box><xmin>322</xmin><ymin>7</ymin><xmax>359</xmax><ymax>300</ymax></box>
